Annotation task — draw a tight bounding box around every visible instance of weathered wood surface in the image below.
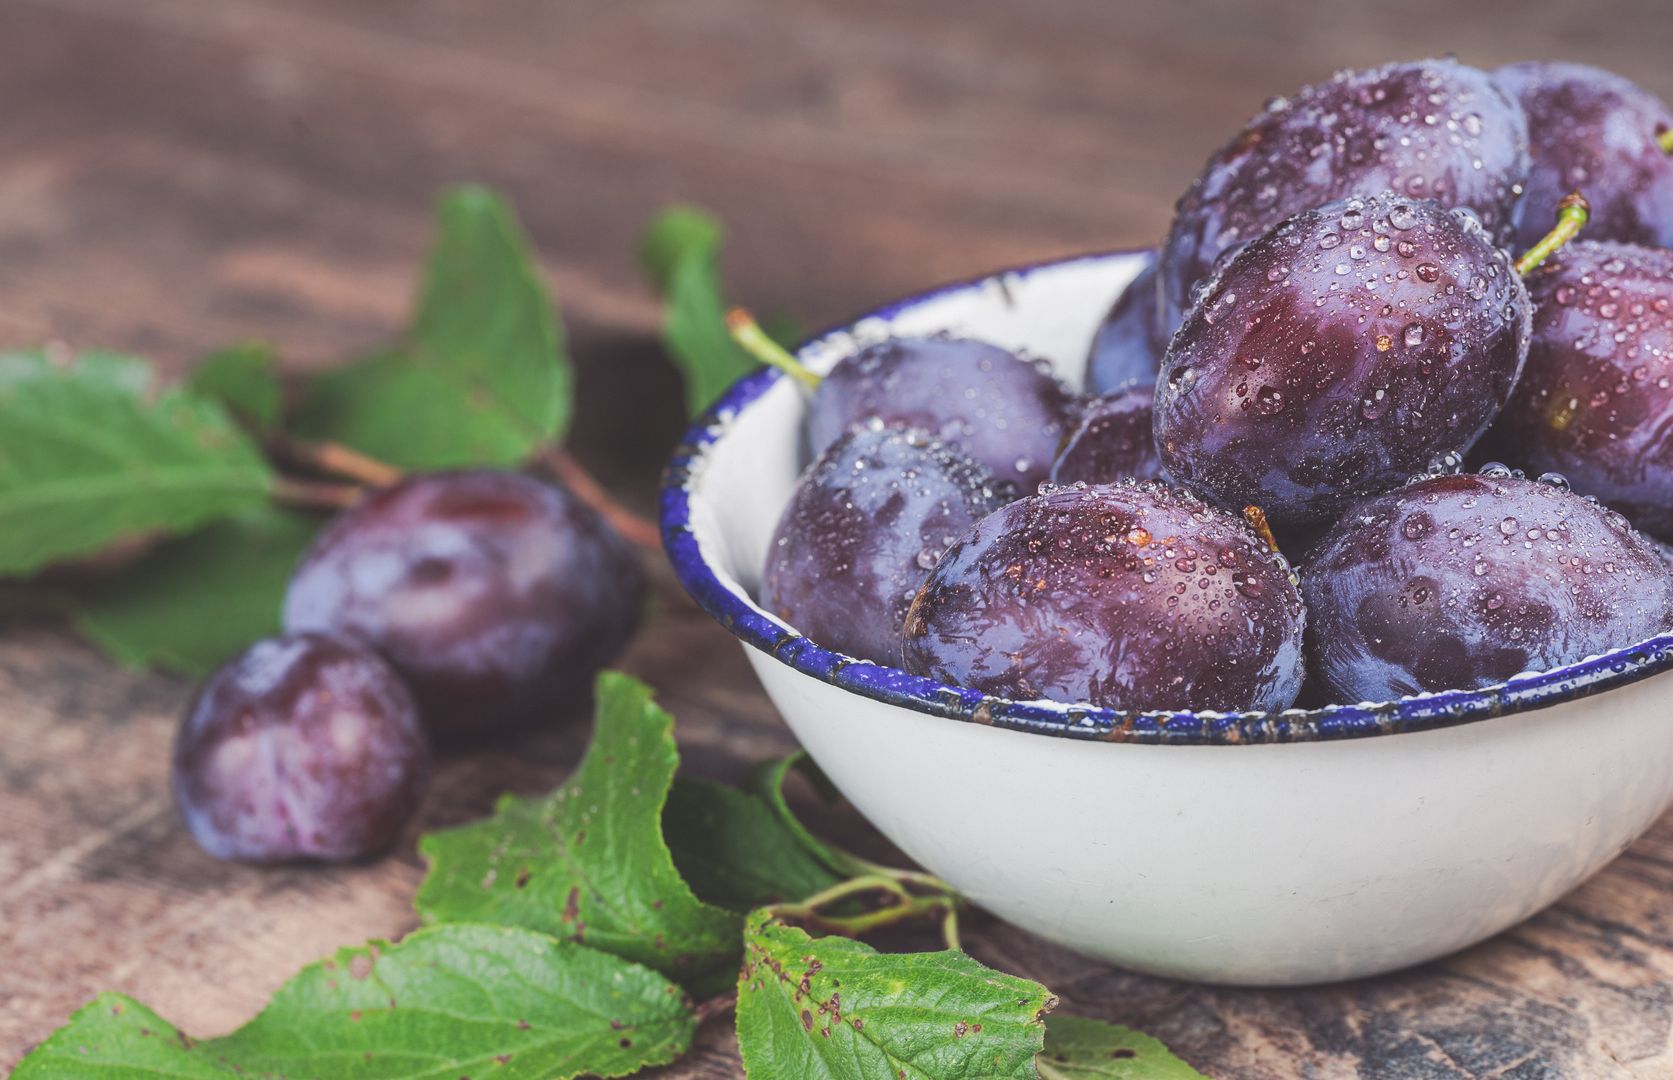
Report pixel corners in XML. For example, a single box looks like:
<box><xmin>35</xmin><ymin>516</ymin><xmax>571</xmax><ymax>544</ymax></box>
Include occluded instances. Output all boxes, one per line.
<box><xmin>2</xmin><ymin>1</ymin><xmax>1671</xmax><ymax>1075</ymax></box>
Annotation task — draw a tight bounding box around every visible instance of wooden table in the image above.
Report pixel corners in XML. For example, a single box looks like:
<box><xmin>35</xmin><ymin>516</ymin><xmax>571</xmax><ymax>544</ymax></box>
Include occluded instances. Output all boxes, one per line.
<box><xmin>3</xmin><ymin>1</ymin><xmax>1671</xmax><ymax>1075</ymax></box>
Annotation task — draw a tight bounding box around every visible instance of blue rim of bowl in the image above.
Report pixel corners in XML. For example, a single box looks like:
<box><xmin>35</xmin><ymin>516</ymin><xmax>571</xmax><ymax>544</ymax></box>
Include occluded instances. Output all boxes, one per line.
<box><xmin>659</xmin><ymin>248</ymin><xmax>1673</xmax><ymax>746</ymax></box>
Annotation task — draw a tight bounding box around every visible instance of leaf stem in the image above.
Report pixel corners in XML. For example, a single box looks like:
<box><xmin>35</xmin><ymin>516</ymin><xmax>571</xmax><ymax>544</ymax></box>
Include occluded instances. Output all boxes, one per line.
<box><xmin>271</xmin><ymin>476</ymin><xmax>364</xmax><ymax>511</ymax></box>
<box><xmin>271</xmin><ymin>435</ymin><xmax>404</xmax><ymax>489</ymax></box>
<box><xmin>763</xmin><ymin>874</ymin><xmax>961</xmax><ymax>940</ymax></box>
<box><xmin>537</xmin><ymin>447</ymin><xmax>663</xmax><ymax>553</ymax></box>
<box><xmin>1514</xmin><ymin>191</ymin><xmax>1591</xmax><ymax>276</ymax></box>
<box><xmin>727</xmin><ymin>308</ymin><xmax>822</xmax><ymax>393</ymax></box>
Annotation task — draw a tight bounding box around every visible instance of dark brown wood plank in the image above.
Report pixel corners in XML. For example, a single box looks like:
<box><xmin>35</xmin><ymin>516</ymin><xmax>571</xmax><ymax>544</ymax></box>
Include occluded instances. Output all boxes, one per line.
<box><xmin>3</xmin><ymin>0</ymin><xmax>1673</xmax><ymax>1075</ymax></box>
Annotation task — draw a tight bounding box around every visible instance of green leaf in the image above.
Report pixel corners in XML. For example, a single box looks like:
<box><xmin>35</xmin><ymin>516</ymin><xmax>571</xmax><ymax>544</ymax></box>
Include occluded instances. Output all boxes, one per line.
<box><xmin>0</xmin><ymin>351</ymin><xmax>273</xmax><ymax>577</ymax></box>
<box><xmin>14</xmin><ymin>924</ymin><xmax>695</xmax><ymax>1080</ymax></box>
<box><xmin>295</xmin><ymin>185</ymin><xmax>571</xmax><ymax>468</ymax></box>
<box><xmin>1037</xmin><ymin>1016</ymin><xmax>1209</xmax><ymax>1080</ymax></box>
<box><xmin>745</xmin><ymin>752</ymin><xmax>866</xmax><ymax>878</ymax></box>
<box><xmin>188</xmin><ymin>343</ymin><xmax>282</xmax><ymax>433</ymax></box>
<box><xmin>416</xmin><ymin>672</ymin><xmax>742</xmax><ymax>987</ymax></box>
<box><xmin>736</xmin><ymin>910</ymin><xmax>1055</xmax><ymax>1079</ymax></box>
<box><xmin>72</xmin><ymin>505</ymin><xmax>321</xmax><ymax>677</ymax></box>
<box><xmin>663</xmin><ymin>777</ymin><xmax>844</xmax><ymax>912</ymax></box>
<box><xmin>639</xmin><ymin>205</ymin><xmax>758</xmax><ymax>416</ymax></box>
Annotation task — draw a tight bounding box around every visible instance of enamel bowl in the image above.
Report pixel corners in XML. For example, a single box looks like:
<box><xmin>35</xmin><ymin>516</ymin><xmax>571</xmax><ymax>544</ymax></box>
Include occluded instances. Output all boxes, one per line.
<box><xmin>660</xmin><ymin>249</ymin><xmax>1673</xmax><ymax>986</ymax></box>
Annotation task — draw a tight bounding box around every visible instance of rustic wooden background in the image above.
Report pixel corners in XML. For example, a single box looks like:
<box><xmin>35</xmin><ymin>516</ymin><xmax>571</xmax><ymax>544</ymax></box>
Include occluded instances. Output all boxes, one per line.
<box><xmin>3</xmin><ymin>1</ymin><xmax>1672</xmax><ymax>1076</ymax></box>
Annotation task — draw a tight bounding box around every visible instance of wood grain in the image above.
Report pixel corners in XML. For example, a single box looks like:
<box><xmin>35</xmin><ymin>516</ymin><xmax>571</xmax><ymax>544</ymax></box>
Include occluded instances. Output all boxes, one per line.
<box><xmin>2</xmin><ymin>0</ymin><xmax>1672</xmax><ymax>1075</ymax></box>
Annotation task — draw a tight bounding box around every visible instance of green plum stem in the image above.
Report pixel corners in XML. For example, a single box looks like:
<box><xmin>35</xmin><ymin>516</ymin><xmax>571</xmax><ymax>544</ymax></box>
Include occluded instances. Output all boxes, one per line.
<box><xmin>1660</xmin><ymin>127</ymin><xmax>1673</xmax><ymax>154</ymax></box>
<box><xmin>1514</xmin><ymin>192</ymin><xmax>1591</xmax><ymax>276</ymax></box>
<box><xmin>727</xmin><ymin>308</ymin><xmax>822</xmax><ymax>393</ymax></box>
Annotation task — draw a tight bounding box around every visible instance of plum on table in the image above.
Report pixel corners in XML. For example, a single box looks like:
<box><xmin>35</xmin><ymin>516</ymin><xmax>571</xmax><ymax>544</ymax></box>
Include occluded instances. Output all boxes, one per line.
<box><xmin>283</xmin><ymin>470</ymin><xmax>644</xmax><ymax>739</ymax></box>
<box><xmin>173</xmin><ymin>633</ymin><xmax>428</xmax><ymax>863</ymax></box>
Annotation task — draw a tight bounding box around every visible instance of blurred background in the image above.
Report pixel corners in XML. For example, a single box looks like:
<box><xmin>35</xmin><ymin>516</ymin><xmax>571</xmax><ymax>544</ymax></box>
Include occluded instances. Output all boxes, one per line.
<box><xmin>5</xmin><ymin>0</ymin><xmax>1667</xmax><ymax>498</ymax></box>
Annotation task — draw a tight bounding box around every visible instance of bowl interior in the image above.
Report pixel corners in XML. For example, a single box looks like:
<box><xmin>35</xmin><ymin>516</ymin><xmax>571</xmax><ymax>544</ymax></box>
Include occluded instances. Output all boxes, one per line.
<box><xmin>667</xmin><ymin>250</ymin><xmax>1673</xmax><ymax>745</ymax></box>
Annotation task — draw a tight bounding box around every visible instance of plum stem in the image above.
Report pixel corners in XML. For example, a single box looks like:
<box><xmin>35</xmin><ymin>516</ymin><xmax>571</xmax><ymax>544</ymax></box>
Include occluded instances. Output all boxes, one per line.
<box><xmin>1659</xmin><ymin>127</ymin><xmax>1673</xmax><ymax>154</ymax></box>
<box><xmin>271</xmin><ymin>435</ymin><xmax>404</xmax><ymax>489</ymax></box>
<box><xmin>1243</xmin><ymin>505</ymin><xmax>1280</xmax><ymax>554</ymax></box>
<box><xmin>272</xmin><ymin>476</ymin><xmax>364</xmax><ymax>511</ymax></box>
<box><xmin>538</xmin><ymin>447</ymin><xmax>663</xmax><ymax>552</ymax></box>
<box><xmin>1514</xmin><ymin>192</ymin><xmax>1591</xmax><ymax>276</ymax></box>
<box><xmin>727</xmin><ymin>308</ymin><xmax>822</xmax><ymax>393</ymax></box>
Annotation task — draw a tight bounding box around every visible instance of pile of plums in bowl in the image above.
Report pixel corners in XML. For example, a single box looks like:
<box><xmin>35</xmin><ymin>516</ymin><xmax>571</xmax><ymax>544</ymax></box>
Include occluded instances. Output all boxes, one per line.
<box><xmin>665</xmin><ymin>57</ymin><xmax>1673</xmax><ymax>984</ymax></box>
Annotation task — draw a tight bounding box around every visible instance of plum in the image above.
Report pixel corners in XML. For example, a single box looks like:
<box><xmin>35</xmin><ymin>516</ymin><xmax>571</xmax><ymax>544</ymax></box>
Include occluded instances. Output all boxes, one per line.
<box><xmin>173</xmin><ymin>633</ymin><xmax>428</xmax><ymax>863</ymax></box>
<box><xmin>1049</xmin><ymin>385</ymin><xmax>1164</xmax><ymax>486</ymax></box>
<box><xmin>1495</xmin><ymin>62</ymin><xmax>1673</xmax><ymax>250</ymax></box>
<box><xmin>763</xmin><ymin>424</ymin><xmax>1007</xmax><ymax>666</ymax></box>
<box><xmin>1481</xmin><ymin>241</ymin><xmax>1673</xmax><ymax>537</ymax></box>
<box><xmin>284</xmin><ymin>470</ymin><xmax>644</xmax><ymax>738</ymax></box>
<box><xmin>1160</xmin><ymin>58</ymin><xmax>1529</xmax><ymax>336</ymax></box>
<box><xmin>902</xmin><ymin>481</ymin><xmax>1305</xmax><ymax>713</ymax></box>
<box><xmin>1303</xmin><ymin>471</ymin><xmax>1673</xmax><ymax>702</ymax></box>
<box><xmin>807</xmin><ymin>336</ymin><xmax>1072</xmax><ymax>493</ymax></box>
<box><xmin>1154</xmin><ymin>192</ymin><xmax>1530</xmax><ymax>531</ymax></box>
<box><xmin>1088</xmin><ymin>260</ymin><xmax>1165</xmax><ymax>393</ymax></box>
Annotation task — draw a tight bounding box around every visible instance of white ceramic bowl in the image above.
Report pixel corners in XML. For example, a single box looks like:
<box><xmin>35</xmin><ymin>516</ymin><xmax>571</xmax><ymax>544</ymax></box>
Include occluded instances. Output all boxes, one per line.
<box><xmin>661</xmin><ymin>250</ymin><xmax>1673</xmax><ymax>986</ymax></box>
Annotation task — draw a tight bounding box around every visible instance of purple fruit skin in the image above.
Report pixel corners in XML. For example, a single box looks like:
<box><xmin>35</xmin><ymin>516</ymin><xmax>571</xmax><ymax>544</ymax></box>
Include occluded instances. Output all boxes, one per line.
<box><xmin>283</xmin><ymin>470</ymin><xmax>645</xmax><ymax>738</ymax></box>
<box><xmin>902</xmin><ymin>482</ymin><xmax>1306</xmax><ymax>713</ymax></box>
<box><xmin>1483</xmin><ymin>241</ymin><xmax>1673</xmax><ymax>536</ymax></box>
<box><xmin>1160</xmin><ymin>58</ymin><xmax>1529</xmax><ymax>336</ymax></box>
<box><xmin>1088</xmin><ymin>261</ymin><xmax>1165</xmax><ymax>393</ymax></box>
<box><xmin>763</xmin><ymin>424</ymin><xmax>1007</xmax><ymax>666</ymax></box>
<box><xmin>173</xmin><ymin>633</ymin><xmax>428</xmax><ymax>863</ymax></box>
<box><xmin>1303</xmin><ymin>473</ymin><xmax>1673</xmax><ymax>704</ymax></box>
<box><xmin>1495</xmin><ymin>62</ymin><xmax>1673</xmax><ymax>251</ymax></box>
<box><xmin>1049</xmin><ymin>386</ymin><xmax>1165</xmax><ymax>486</ymax></box>
<box><xmin>807</xmin><ymin>336</ymin><xmax>1072</xmax><ymax>494</ymax></box>
<box><xmin>1155</xmin><ymin>192</ymin><xmax>1530</xmax><ymax>531</ymax></box>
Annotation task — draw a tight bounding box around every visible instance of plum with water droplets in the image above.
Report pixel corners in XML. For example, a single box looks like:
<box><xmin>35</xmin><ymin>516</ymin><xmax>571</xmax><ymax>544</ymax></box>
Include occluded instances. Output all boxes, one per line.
<box><xmin>1154</xmin><ymin>192</ymin><xmax>1531</xmax><ymax>531</ymax></box>
<box><xmin>1160</xmin><ymin>58</ymin><xmax>1529</xmax><ymax>336</ymax></box>
<box><xmin>763</xmin><ymin>424</ymin><xmax>1007</xmax><ymax>666</ymax></box>
<box><xmin>1303</xmin><ymin>472</ymin><xmax>1673</xmax><ymax>703</ymax></box>
<box><xmin>174</xmin><ymin>633</ymin><xmax>429</xmax><ymax>863</ymax></box>
<box><xmin>1480</xmin><ymin>241</ymin><xmax>1673</xmax><ymax>536</ymax></box>
<box><xmin>807</xmin><ymin>336</ymin><xmax>1072</xmax><ymax>492</ymax></box>
<box><xmin>283</xmin><ymin>470</ymin><xmax>645</xmax><ymax>739</ymax></box>
<box><xmin>1087</xmin><ymin>259</ymin><xmax>1165</xmax><ymax>393</ymax></box>
<box><xmin>1049</xmin><ymin>385</ymin><xmax>1164</xmax><ymax>486</ymax></box>
<box><xmin>902</xmin><ymin>481</ymin><xmax>1305</xmax><ymax>712</ymax></box>
<box><xmin>1495</xmin><ymin>62</ymin><xmax>1673</xmax><ymax>251</ymax></box>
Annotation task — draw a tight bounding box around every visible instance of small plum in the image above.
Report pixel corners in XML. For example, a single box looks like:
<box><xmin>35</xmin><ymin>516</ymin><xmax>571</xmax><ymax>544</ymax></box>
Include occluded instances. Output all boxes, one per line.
<box><xmin>173</xmin><ymin>633</ymin><xmax>428</xmax><ymax>863</ymax></box>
